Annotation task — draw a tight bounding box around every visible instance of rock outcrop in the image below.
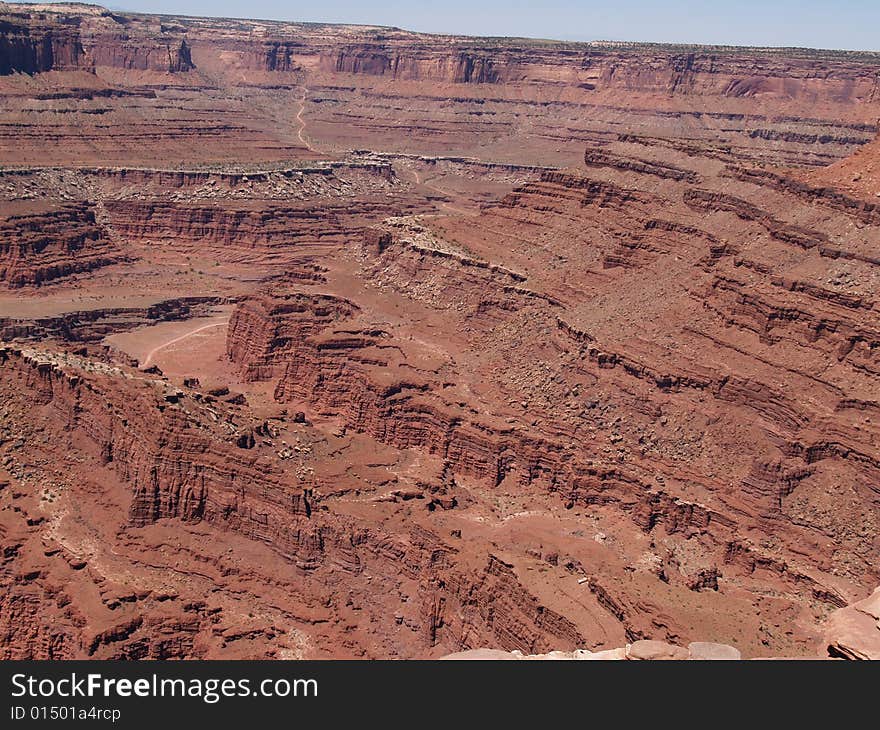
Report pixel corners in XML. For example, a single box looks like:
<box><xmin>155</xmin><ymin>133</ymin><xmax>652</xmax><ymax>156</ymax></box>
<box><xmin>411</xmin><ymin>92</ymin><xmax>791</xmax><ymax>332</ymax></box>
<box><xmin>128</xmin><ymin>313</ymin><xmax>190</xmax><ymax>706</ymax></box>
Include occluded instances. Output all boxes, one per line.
<box><xmin>0</xmin><ymin>201</ymin><xmax>121</xmax><ymax>286</ymax></box>
<box><xmin>0</xmin><ymin>4</ymin><xmax>194</xmax><ymax>75</ymax></box>
<box><xmin>0</xmin><ymin>344</ymin><xmax>590</xmax><ymax>657</ymax></box>
<box><xmin>824</xmin><ymin>587</ymin><xmax>880</xmax><ymax>660</ymax></box>
<box><xmin>0</xmin><ymin>5</ymin><xmax>86</xmax><ymax>74</ymax></box>
<box><xmin>443</xmin><ymin>640</ymin><xmax>742</xmax><ymax>660</ymax></box>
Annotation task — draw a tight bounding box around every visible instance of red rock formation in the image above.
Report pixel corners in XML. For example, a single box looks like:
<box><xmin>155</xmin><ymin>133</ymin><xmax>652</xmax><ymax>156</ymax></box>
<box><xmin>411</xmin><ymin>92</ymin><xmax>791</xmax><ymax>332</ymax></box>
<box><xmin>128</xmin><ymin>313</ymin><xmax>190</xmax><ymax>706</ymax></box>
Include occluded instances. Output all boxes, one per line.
<box><xmin>221</xmin><ymin>122</ymin><xmax>879</xmax><ymax>655</ymax></box>
<box><xmin>0</xmin><ymin>4</ymin><xmax>194</xmax><ymax>75</ymax></box>
<box><xmin>0</xmin><ymin>201</ymin><xmax>121</xmax><ymax>286</ymax></box>
<box><xmin>103</xmin><ymin>199</ymin><xmax>410</xmax><ymax>262</ymax></box>
<box><xmin>85</xmin><ymin>36</ymin><xmax>194</xmax><ymax>73</ymax></box>
<box><xmin>0</xmin><ymin>344</ymin><xmax>591</xmax><ymax>657</ymax></box>
<box><xmin>0</xmin><ymin>6</ymin><xmax>86</xmax><ymax>74</ymax></box>
<box><xmin>1</xmin><ymin>2</ymin><xmax>879</xmax><ymax>661</ymax></box>
<box><xmin>0</xmin><ymin>296</ymin><xmax>225</xmax><ymax>342</ymax></box>
<box><xmin>1</xmin><ymin>4</ymin><xmax>878</xmax><ymax>167</ymax></box>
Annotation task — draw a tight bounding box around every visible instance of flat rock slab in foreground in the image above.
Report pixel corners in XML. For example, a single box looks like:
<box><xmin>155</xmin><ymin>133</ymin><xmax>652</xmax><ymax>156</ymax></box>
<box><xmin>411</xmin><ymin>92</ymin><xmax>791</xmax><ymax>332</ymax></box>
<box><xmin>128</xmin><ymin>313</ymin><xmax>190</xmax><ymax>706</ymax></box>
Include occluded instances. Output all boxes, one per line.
<box><xmin>442</xmin><ymin>641</ymin><xmax>742</xmax><ymax>660</ymax></box>
<box><xmin>824</xmin><ymin>588</ymin><xmax>880</xmax><ymax>660</ymax></box>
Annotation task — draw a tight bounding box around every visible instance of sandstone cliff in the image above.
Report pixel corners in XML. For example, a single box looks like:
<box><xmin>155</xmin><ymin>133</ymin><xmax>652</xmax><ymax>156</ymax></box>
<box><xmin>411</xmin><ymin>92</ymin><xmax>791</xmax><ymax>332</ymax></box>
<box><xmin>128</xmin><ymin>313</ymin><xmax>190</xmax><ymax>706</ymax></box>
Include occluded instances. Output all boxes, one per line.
<box><xmin>0</xmin><ymin>201</ymin><xmax>121</xmax><ymax>286</ymax></box>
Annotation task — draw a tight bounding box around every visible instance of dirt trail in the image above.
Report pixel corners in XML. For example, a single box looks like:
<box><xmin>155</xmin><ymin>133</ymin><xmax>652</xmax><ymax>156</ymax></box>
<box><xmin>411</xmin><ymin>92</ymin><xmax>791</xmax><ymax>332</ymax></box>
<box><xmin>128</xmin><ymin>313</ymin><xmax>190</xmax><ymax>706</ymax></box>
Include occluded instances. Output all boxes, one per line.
<box><xmin>141</xmin><ymin>320</ymin><xmax>228</xmax><ymax>368</ymax></box>
<box><xmin>295</xmin><ymin>86</ymin><xmax>315</xmax><ymax>152</ymax></box>
<box><xmin>407</xmin><ymin>167</ymin><xmax>474</xmax><ymax>216</ymax></box>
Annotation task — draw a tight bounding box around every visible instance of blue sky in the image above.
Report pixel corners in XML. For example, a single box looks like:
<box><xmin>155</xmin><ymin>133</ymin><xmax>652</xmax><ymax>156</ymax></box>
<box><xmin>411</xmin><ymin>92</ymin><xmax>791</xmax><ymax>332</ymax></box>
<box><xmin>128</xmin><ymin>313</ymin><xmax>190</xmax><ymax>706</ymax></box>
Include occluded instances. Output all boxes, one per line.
<box><xmin>23</xmin><ymin>1</ymin><xmax>880</xmax><ymax>50</ymax></box>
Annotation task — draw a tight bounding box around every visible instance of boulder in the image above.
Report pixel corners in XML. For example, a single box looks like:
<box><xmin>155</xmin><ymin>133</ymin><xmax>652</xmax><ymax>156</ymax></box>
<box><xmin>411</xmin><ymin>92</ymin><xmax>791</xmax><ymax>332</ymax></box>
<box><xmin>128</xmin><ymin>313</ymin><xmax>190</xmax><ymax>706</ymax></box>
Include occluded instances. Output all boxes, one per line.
<box><xmin>824</xmin><ymin>587</ymin><xmax>880</xmax><ymax>660</ymax></box>
<box><xmin>440</xmin><ymin>648</ymin><xmax>521</xmax><ymax>660</ymax></box>
<box><xmin>627</xmin><ymin>640</ymin><xmax>689</xmax><ymax>660</ymax></box>
<box><xmin>688</xmin><ymin>642</ymin><xmax>742</xmax><ymax>660</ymax></box>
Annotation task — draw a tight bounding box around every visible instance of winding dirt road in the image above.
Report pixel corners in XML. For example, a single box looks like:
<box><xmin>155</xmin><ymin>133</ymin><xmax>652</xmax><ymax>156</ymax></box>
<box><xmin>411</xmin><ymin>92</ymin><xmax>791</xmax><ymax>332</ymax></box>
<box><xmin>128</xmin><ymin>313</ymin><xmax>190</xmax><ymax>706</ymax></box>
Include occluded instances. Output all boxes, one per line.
<box><xmin>141</xmin><ymin>320</ymin><xmax>228</xmax><ymax>368</ymax></box>
<box><xmin>408</xmin><ymin>167</ymin><xmax>473</xmax><ymax>216</ymax></box>
<box><xmin>295</xmin><ymin>86</ymin><xmax>315</xmax><ymax>152</ymax></box>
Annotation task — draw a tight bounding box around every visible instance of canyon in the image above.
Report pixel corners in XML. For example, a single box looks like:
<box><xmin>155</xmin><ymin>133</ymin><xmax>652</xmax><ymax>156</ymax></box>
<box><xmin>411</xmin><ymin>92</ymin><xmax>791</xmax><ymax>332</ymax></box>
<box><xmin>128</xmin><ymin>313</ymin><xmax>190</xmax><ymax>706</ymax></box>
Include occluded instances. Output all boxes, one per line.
<box><xmin>0</xmin><ymin>2</ymin><xmax>878</xmax><ymax>659</ymax></box>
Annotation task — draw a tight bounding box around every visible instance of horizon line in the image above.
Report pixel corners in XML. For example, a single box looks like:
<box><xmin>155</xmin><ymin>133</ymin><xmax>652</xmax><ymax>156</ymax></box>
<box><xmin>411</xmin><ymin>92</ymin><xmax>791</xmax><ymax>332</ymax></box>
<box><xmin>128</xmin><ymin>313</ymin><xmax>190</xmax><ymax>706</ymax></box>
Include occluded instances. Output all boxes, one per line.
<box><xmin>3</xmin><ymin>1</ymin><xmax>879</xmax><ymax>54</ymax></box>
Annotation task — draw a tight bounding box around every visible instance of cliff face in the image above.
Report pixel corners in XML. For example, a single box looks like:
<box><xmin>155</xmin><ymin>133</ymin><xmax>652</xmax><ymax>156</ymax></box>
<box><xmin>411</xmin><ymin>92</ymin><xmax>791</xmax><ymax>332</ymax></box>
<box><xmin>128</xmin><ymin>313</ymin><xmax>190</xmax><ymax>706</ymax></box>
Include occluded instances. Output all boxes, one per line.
<box><xmin>0</xmin><ymin>344</ymin><xmax>591</xmax><ymax>658</ymax></box>
<box><xmin>103</xmin><ymin>198</ymin><xmax>405</xmax><ymax>260</ymax></box>
<box><xmin>0</xmin><ymin>6</ymin><xmax>195</xmax><ymax>74</ymax></box>
<box><xmin>221</xmin><ymin>121</ymin><xmax>880</xmax><ymax>654</ymax></box>
<box><xmin>318</xmin><ymin>43</ymin><xmax>880</xmax><ymax>99</ymax></box>
<box><xmin>0</xmin><ymin>202</ymin><xmax>121</xmax><ymax>286</ymax></box>
<box><xmin>3</xmin><ymin>5</ymin><xmax>877</xmax><ymax>168</ymax></box>
<box><xmin>0</xmin><ymin>12</ymin><xmax>85</xmax><ymax>74</ymax></box>
<box><xmin>85</xmin><ymin>36</ymin><xmax>194</xmax><ymax>72</ymax></box>
<box><xmin>448</xmin><ymin>584</ymin><xmax>880</xmax><ymax>659</ymax></box>
<box><xmin>324</xmin><ymin>47</ymin><xmax>500</xmax><ymax>84</ymax></box>
<box><xmin>2</xmin><ymin>3</ymin><xmax>879</xmax><ymax>103</ymax></box>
